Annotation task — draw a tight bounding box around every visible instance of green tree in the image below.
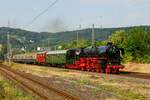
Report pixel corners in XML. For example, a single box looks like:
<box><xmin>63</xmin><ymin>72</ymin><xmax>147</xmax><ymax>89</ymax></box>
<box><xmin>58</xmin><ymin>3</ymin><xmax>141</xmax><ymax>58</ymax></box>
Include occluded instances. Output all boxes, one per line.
<box><xmin>96</xmin><ymin>27</ymin><xmax>150</xmax><ymax>63</ymax></box>
<box><xmin>124</xmin><ymin>27</ymin><xmax>150</xmax><ymax>63</ymax></box>
<box><xmin>0</xmin><ymin>45</ymin><xmax>7</xmax><ymax>60</ymax></box>
<box><xmin>108</xmin><ymin>30</ymin><xmax>126</xmax><ymax>48</ymax></box>
<box><xmin>96</xmin><ymin>40</ymin><xmax>108</xmax><ymax>46</ymax></box>
<box><xmin>61</xmin><ymin>39</ymin><xmax>90</xmax><ymax>49</ymax></box>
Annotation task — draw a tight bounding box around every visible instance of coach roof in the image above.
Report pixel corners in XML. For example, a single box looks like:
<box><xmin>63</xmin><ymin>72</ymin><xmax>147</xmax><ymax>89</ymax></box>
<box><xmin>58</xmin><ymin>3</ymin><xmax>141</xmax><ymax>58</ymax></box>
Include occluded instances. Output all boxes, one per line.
<box><xmin>46</xmin><ymin>50</ymin><xmax>67</xmax><ymax>55</ymax></box>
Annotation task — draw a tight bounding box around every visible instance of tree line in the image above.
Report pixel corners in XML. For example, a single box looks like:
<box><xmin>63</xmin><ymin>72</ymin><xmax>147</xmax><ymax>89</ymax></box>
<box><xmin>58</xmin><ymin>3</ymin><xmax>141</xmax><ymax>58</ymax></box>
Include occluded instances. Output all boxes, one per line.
<box><xmin>99</xmin><ymin>27</ymin><xmax>150</xmax><ymax>63</ymax></box>
<box><xmin>62</xmin><ymin>27</ymin><xmax>150</xmax><ymax>63</ymax></box>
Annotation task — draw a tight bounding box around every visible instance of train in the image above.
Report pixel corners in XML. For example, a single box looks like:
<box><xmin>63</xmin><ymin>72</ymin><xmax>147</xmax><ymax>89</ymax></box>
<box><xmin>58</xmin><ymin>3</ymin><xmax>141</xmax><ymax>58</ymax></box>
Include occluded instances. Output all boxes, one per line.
<box><xmin>12</xmin><ymin>42</ymin><xmax>124</xmax><ymax>74</ymax></box>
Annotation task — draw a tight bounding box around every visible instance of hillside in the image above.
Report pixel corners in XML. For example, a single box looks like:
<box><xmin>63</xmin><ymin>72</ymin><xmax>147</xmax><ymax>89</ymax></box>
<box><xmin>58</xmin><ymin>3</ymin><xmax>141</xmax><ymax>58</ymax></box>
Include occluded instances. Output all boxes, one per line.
<box><xmin>0</xmin><ymin>26</ymin><xmax>150</xmax><ymax>51</ymax></box>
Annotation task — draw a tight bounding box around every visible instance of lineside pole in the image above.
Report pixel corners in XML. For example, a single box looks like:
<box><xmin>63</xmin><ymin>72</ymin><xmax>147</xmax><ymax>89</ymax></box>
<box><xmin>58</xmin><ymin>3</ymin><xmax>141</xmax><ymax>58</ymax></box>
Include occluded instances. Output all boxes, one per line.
<box><xmin>76</xmin><ymin>31</ymin><xmax>79</xmax><ymax>47</ymax></box>
<box><xmin>7</xmin><ymin>33</ymin><xmax>11</xmax><ymax>65</ymax></box>
<box><xmin>7</xmin><ymin>20</ymin><xmax>12</xmax><ymax>65</ymax></box>
<box><xmin>76</xmin><ymin>25</ymin><xmax>81</xmax><ymax>47</ymax></box>
<box><xmin>92</xmin><ymin>24</ymin><xmax>95</xmax><ymax>47</ymax></box>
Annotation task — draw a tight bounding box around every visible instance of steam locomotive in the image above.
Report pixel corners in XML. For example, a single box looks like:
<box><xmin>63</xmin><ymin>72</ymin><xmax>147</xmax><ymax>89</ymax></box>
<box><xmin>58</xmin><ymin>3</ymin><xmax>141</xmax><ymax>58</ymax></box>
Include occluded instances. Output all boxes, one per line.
<box><xmin>12</xmin><ymin>42</ymin><xmax>124</xmax><ymax>74</ymax></box>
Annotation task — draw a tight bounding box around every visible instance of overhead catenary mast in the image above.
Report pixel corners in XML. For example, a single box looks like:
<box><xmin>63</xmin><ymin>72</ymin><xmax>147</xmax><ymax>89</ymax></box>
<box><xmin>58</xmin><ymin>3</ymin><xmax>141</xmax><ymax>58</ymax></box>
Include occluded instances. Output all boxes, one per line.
<box><xmin>91</xmin><ymin>24</ymin><xmax>95</xmax><ymax>47</ymax></box>
<box><xmin>7</xmin><ymin>20</ymin><xmax>12</xmax><ymax>64</ymax></box>
<box><xmin>76</xmin><ymin>25</ymin><xmax>81</xmax><ymax>47</ymax></box>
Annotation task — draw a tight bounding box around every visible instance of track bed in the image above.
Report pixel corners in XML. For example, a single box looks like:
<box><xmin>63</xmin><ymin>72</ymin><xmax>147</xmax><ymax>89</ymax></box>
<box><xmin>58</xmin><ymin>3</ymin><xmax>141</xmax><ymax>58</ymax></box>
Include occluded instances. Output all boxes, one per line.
<box><xmin>0</xmin><ymin>64</ymin><xmax>78</xmax><ymax>100</ymax></box>
<box><xmin>2</xmin><ymin>63</ymin><xmax>150</xmax><ymax>100</ymax></box>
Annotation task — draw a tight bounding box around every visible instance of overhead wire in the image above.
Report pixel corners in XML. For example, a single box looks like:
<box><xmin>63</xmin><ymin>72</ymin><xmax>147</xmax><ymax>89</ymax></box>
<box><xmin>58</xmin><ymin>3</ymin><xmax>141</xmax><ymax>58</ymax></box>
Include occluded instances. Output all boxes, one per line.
<box><xmin>23</xmin><ymin>0</ymin><xmax>59</xmax><ymax>28</ymax></box>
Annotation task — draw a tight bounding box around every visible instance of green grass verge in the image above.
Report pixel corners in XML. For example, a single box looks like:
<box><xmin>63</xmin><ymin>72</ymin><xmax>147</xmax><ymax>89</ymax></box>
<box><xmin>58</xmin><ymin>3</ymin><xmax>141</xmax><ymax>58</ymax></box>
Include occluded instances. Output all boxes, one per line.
<box><xmin>70</xmin><ymin>78</ymin><xmax>146</xmax><ymax>100</ymax></box>
<box><xmin>0</xmin><ymin>76</ymin><xmax>34</xmax><ymax>100</ymax></box>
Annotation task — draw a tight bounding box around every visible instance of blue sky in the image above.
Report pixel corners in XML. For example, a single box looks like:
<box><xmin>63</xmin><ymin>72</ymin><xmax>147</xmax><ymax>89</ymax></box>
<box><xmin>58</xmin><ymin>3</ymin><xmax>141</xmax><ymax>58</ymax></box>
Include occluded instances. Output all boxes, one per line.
<box><xmin>0</xmin><ymin>0</ymin><xmax>150</xmax><ymax>32</ymax></box>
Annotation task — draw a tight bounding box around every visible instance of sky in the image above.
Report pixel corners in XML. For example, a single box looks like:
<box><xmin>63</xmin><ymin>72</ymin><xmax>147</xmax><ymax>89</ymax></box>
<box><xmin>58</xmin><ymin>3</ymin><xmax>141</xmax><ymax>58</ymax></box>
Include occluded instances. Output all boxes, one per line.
<box><xmin>0</xmin><ymin>0</ymin><xmax>150</xmax><ymax>32</ymax></box>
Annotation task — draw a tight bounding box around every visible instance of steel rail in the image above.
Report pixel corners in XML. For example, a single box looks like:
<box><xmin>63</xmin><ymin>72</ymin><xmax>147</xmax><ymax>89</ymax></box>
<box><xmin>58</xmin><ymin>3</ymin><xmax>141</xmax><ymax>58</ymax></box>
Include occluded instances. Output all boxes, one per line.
<box><xmin>0</xmin><ymin>65</ymin><xmax>78</xmax><ymax>100</ymax></box>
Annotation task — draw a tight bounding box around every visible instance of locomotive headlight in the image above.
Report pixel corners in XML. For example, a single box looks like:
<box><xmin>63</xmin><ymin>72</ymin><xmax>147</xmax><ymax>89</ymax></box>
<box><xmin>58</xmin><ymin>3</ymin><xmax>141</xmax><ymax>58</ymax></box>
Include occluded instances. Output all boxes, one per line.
<box><xmin>76</xmin><ymin>50</ymin><xmax>81</xmax><ymax>55</ymax></box>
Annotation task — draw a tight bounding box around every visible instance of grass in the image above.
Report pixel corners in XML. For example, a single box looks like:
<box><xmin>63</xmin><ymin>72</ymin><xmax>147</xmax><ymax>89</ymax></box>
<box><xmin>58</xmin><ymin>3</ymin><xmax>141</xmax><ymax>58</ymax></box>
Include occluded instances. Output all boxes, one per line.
<box><xmin>75</xmin><ymin>79</ymin><xmax>91</xmax><ymax>85</ymax></box>
<box><xmin>96</xmin><ymin>85</ymin><xmax>145</xmax><ymax>100</ymax></box>
<box><xmin>0</xmin><ymin>75</ymin><xmax>34</xmax><ymax>100</ymax></box>
<box><xmin>123</xmin><ymin>63</ymin><xmax>150</xmax><ymax>73</ymax></box>
<box><xmin>57</xmin><ymin>69</ymin><xmax>70</xmax><ymax>72</ymax></box>
<box><xmin>70</xmin><ymin>78</ymin><xmax>146</xmax><ymax>100</ymax></box>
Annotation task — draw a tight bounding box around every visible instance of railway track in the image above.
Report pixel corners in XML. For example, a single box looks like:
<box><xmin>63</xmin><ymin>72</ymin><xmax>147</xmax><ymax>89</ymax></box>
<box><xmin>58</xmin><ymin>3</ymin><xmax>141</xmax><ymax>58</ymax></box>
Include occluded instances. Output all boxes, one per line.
<box><xmin>0</xmin><ymin>64</ymin><xmax>78</xmax><ymax>100</ymax></box>
<box><xmin>119</xmin><ymin>71</ymin><xmax>150</xmax><ymax>80</ymax></box>
<box><xmin>65</xmin><ymin>67</ymin><xmax>150</xmax><ymax>80</ymax></box>
<box><xmin>53</xmin><ymin>65</ymin><xmax>150</xmax><ymax>80</ymax></box>
<box><xmin>59</xmin><ymin>67</ymin><xmax>150</xmax><ymax>80</ymax></box>
<box><xmin>82</xmin><ymin>70</ymin><xmax>150</xmax><ymax>80</ymax></box>
<box><xmin>12</xmin><ymin>63</ymin><xmax>150</xmax><ymax>80</ymax></box>
<box><xmin>0</xmin><ymin>63</ymin><xmax>149</xmax><ymax>100</ymax></box>
<box><xmin>19</xmin><ymin>63</ymin><xmax>150</xmax><ymax>81</ymax></box>
<box><xmin>51</xmin><ymin>65</ymin><xmax>150</xmax><ymax>80</ymax></box>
